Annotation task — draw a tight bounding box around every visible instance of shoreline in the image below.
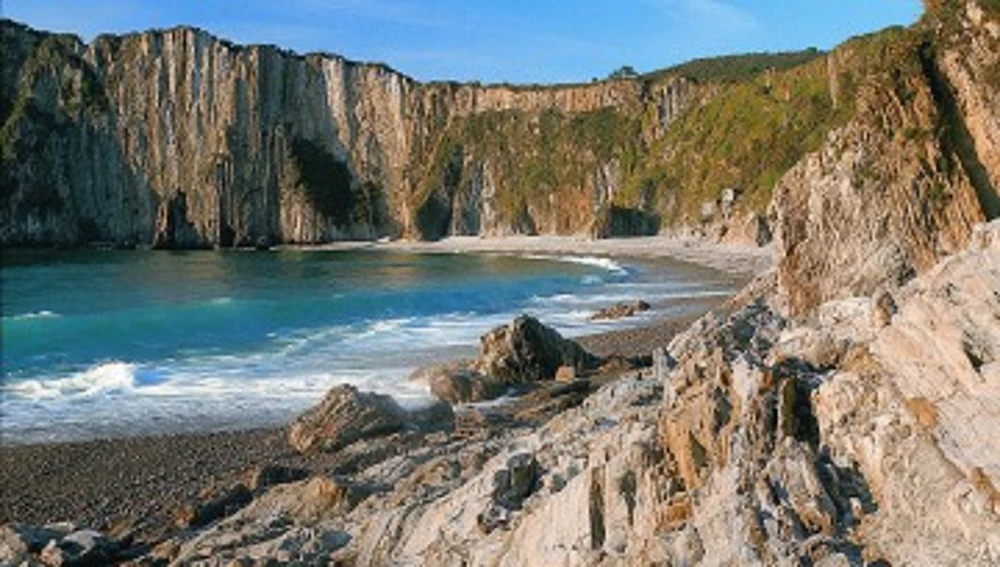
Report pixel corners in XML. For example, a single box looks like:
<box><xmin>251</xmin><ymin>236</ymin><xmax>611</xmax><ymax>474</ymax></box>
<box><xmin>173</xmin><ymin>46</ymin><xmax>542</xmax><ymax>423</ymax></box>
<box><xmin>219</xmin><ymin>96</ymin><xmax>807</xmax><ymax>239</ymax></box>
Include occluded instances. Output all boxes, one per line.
<box><xmin>0</xmin><ymin>301</ymin><xmax>725</xmax><ymax>531</ymax></box>
<box><xmin>279</xmin><ymin>234</ymin><xmax>774</xmax><ymax>277</ymax></box>
<box><xmin>0</xmin><ymin>236</ymin><xmax>766</xmax><ymax>530</ymax></box>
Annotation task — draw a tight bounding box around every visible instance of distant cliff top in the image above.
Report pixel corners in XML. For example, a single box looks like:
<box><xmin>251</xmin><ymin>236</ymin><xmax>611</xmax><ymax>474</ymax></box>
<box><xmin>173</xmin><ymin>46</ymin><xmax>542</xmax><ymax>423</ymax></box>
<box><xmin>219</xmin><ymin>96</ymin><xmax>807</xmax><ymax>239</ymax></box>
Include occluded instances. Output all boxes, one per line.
<box><xmin>0</xmin><ymin>17</ymin><xmax>826</xmax><ymax>91</ymax></box>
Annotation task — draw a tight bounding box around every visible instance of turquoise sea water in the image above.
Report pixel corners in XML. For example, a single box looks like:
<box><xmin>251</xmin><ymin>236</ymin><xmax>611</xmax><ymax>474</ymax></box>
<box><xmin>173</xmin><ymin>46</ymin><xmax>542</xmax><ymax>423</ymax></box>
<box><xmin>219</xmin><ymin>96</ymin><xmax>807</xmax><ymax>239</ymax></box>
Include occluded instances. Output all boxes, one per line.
<box><xmin>1</xmin><ymin>248</ymin><xmax>735</xmax><ymax>444</ymax></box>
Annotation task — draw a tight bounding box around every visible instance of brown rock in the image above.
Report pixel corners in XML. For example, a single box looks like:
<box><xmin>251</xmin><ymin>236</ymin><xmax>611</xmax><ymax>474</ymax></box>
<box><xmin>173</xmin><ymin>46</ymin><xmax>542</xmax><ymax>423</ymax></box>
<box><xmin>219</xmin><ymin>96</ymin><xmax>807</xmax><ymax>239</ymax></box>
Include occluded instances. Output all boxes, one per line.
<box><xmin>288</xmin><ymin>385</ymin><xmax>405</xmax><ymax>454</ymax></box>
<box><xmin>412</xmin><ymin>361</ymin><xmax>498</xmax><ymax>404</ymax></box>
<box><xmin>175</xmin><ymin>483</ymin><xmax>252</xmax><ymax>529</ymax></box>
<box><xmin>590</xmin><ymin>300</ymin><xmax>651</xmax><ymax>321</ymax></box>
<box><xmin>413</xmin><ymin>315</ymin><xmax>603</xmax><ymax>404</ymax></box>
<box><xmin>475</xmin><ymin>315</ymin><xmax>601</xmax><ymax>384</ymax></box>
<box><xmin>243</xmin><ymin>464</ymin><xmax>310</xmax><ymax>492</ymax></box>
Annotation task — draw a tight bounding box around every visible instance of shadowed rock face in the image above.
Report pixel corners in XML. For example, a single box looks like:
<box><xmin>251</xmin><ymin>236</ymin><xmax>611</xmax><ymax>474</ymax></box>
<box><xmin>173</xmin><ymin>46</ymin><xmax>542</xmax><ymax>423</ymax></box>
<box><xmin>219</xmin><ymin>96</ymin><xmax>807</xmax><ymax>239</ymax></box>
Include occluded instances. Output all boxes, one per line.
<box><xmin>4</xmin><ymin>4</ymin><xmax>996</xmax><ymax>252</ymax></box>
<box><xmin>474</xmin><ymin>315</ymin><xmax>602</xmax><ymax>384</ymax></box>
<box><xmin>95</xmin><ymin>218</ymin><xmax>992</xmax><ymax>564</ymax></box>
<box><xmin>6</xmin><ymin>218</ymin><xmax>998</xmax><ymax>565</ymax></box>
<box><xmin>2</xmin><ymin>4</ymin><xmax>1000</xmax><ymax>566</ymax></box>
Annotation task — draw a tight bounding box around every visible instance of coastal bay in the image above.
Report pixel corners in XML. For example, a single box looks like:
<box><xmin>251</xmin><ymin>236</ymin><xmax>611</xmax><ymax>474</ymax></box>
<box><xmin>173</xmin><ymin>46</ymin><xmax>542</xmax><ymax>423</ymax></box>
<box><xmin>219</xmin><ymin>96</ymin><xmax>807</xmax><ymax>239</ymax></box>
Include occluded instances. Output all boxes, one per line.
<box><xmin>0</xmin><ymin>236</ymin><xmax>763</xmax><ymax>538</ymax></box>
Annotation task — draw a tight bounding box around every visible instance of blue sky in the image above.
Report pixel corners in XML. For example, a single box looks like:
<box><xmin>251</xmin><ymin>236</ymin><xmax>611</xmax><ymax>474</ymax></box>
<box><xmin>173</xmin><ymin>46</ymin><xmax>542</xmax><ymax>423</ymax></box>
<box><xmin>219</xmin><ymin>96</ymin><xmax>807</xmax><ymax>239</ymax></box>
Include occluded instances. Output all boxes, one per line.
<box><xmin>5</xmin><ymin>1</ymin><xmax>923</xmax><ymax>84</ymax></box>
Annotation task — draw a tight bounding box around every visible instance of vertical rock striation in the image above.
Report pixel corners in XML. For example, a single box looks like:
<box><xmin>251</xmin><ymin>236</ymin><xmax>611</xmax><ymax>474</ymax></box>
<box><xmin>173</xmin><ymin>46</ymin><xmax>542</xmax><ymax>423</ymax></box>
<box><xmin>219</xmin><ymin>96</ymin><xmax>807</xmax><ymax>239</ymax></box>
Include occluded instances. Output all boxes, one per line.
<box><xmin>0</xmin><ymin>20</ymin><xmax>697</xmax><ymax>246</ymax></box>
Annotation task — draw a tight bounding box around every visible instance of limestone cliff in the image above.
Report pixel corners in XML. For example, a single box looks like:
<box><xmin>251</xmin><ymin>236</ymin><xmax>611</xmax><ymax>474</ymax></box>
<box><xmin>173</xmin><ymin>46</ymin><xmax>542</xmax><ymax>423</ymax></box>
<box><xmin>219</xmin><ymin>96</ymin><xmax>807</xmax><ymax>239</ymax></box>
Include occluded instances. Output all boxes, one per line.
<box><xmin>0</xmin><ymin>20</ymin><xmax>697</xmax><ymax>246</ymax></box>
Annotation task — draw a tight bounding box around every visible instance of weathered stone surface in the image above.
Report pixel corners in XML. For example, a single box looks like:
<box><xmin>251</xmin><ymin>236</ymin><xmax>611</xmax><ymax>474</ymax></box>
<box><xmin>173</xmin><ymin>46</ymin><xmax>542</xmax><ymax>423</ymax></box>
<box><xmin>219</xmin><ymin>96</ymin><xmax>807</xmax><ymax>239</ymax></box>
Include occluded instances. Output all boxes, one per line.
<box><xmin>7</xmin><ymin>6</ymin><xmax>1000</xmax><ymax>566</ymax></box>
<box><xmin>411</xmin><ymin>361</ymin><xmax>498</xmax><ymax>404</ymax></box>
<box><xmin>287</xmin><ymin>386</ymin><xmax>450</xmax><ymax>458</ymax></box>
<box><xmin>175</xmin><ymin>483</ymin><xmax>253</xmax><ymax>529</ymax></box>
<box><xmin>288</xmin><ymin>385</ymin><xmax>406</xmax><ymax>454</ymax></box>
<box><xmin>478</xmin><ymin>453</ymin><xmax>540</xmax><ymax>532</ymax></box>
<box><xmin>99</xmin><ymin>221</ymin><xmax>998</xmax><ymax>565</ymax></box>
<box><xmin>772</xmin><ymin>10</ymin><xmax>998</xmax><ymax>318</ymax></box>
<box><xmin>0</xmin><ymin>524</ymin><xmax>68</xmax><ymax>565</ymax></box>
<box><xmin>0</xmin><ymin>20</ymin><xmax>700</xmax><ymax>247</ymax></box>
<box><xmin>554</xmin><ymin>365</ymin><xmax>576</xmax><ymax>383</ymax></box>
<box><xmin>242</xmin><ymin>465</ymin><xmax>310</xmax><ymax>493</ymax></box>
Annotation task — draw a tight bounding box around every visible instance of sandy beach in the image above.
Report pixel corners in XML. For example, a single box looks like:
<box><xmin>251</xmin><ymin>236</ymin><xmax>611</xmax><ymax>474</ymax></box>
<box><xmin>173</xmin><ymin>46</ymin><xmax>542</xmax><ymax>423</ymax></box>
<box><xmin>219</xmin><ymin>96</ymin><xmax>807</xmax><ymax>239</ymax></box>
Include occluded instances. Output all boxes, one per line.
<box><xmin>284</xmin><ymin>234</ymin><xmax>774</xmax><ymax>277</ymax></box>
<box><xmin>0</xmin><ymin>236</ymin><xmax>766</xmax><ymax>537</ymax></box>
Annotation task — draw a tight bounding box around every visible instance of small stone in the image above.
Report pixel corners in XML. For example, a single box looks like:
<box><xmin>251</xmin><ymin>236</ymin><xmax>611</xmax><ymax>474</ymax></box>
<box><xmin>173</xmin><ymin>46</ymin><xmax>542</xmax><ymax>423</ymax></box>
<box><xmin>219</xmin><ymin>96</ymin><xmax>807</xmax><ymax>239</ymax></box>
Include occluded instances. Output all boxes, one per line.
<box><xmin>555</xmin><ymin>365</ymin><xmax>576</xmax><ymax>382</ymax></box>
<box><xmin>548</xmin><ymin>473</ymin><xmax>567</xmax><ymax>493</ymax></box>
<box><xmin>476</xmin><ymin>503</ymin><xmax>512</xmax><ymax>534</ymax></box>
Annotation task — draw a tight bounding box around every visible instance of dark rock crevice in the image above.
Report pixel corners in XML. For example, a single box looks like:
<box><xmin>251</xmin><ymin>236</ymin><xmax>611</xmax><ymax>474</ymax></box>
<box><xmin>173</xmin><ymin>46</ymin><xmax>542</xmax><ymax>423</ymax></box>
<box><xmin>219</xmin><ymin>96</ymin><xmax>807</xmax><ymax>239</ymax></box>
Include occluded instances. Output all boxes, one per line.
<box><xmin>920</xmin><ymin>40</ymin><xmax>1000</xmax><ymax>220</ymax></box>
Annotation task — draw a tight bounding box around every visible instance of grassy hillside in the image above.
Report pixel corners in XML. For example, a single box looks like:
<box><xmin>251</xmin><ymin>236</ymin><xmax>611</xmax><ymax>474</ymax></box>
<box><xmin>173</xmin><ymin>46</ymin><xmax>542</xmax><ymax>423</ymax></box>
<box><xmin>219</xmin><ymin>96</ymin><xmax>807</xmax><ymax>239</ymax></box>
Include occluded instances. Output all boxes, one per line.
<box><xmin>623</xmin><ymin>56</ymin><xmax>850</xmax><ymax>225</ymax></box>
<box><xmin>644</xmin><ymin>49</ymin><xmax>824</xmax><ymax>84</ymax></box>
<box><xmin>408</xmin><ymin>38</ymin><xmax>887</xmax><ymax>235</ymax></box>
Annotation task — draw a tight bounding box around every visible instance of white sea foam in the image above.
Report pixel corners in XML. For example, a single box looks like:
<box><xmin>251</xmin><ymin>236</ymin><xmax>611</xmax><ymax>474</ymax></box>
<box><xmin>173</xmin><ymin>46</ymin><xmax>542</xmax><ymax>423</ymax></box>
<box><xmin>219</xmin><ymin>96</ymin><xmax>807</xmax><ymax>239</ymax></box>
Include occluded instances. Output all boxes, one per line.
<box><xmin>4</xmin><ymin>310</ymin><xmax>61</xmax><ymax>321</ymax></box>
<box><xmin>523</xmin><ymin>254</ymin><xmax>628</xmax><ymax>274</ymax></box>
<box><xmin>6</xmin><ymin>361</ymin><xmax>137</xmax><ymax>399</ymax></box>
<box><xmin>532</xmin><ymin>289</ymin><xmax>731</xmax><ymax>307</ymax></box>
<box><xmin>0</xmin><ymin>253</ymin><xmax>738</xmax><ymax>444</ymax></box>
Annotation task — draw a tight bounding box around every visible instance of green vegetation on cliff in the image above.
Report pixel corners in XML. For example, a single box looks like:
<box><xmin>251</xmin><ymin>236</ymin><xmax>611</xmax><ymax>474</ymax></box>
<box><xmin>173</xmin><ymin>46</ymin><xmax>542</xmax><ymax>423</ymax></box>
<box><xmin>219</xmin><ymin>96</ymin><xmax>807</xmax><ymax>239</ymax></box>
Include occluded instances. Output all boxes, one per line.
<box><xmin>646</xmin><ymin>49</ymin><xmax>824</xmax><ymax>84</ymax></box>
<box><xmin>410</xmin><ymin>29</ymin><xmax>922</xmax><ymax>236</ymax></box>
<box><xmin>6</xmin><ymin>7</ymin><xmax>995</xmax><ymax>246</ymax></box>
<box><xmin>625</xmin><ymin>56</ymin><xmax>847</xmax><ymax>224</ymax></box>
<box><xmin>412</xmin><ymin>106</ymin><xmax>643</xmax><ymax>236</ymax></box>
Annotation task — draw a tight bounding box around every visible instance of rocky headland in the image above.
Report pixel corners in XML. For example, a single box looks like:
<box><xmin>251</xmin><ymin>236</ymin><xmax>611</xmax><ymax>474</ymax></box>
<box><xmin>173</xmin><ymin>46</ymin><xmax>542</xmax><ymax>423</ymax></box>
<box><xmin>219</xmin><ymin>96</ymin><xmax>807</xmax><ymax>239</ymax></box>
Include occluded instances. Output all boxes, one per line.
<box><xmin>2</xmin><ymin>0</ymin><xmax>1000</xmax><ymax>565</ymax></box>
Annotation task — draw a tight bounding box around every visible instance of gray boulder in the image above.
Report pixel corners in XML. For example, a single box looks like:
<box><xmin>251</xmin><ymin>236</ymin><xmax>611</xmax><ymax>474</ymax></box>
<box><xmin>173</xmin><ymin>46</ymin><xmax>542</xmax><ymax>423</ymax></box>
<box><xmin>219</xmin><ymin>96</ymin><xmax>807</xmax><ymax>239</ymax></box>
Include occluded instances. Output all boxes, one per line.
<box><xmin>478</xmin><ymin>452</ymin><xmax>540</xmax><ymax>533</ymax></box>
<box><xmin>289</xmin><ymin>384</ymin><xmax>454</xmax><ymax>453</ymax></box>
<box><xmin>40</xmin><ymin>529</ymin><xmax>117</xmax><ymax>567</ymax></box>
<box><xmin>1</xmin><ymin>524</ymin><xmax>70</xmax><ymax>565</ymax></box>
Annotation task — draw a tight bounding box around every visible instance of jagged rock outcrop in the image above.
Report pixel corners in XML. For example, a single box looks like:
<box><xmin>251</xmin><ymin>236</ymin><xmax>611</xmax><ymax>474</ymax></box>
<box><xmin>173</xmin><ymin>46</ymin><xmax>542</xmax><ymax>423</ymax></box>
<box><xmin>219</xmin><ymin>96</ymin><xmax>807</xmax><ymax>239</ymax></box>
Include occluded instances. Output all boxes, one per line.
<box><xmin>114</xmin><ymin>220</ymin><xmax>996</xmax><ymax>566</ymax></box>
<box><xmin>4</xmin><ymin>3</ymin><xmax>997</xmax><ymax>250</ymax></box>
<box><xmin>590</xmin><ymin>300</ymin><xmax>652</xmax><ymax>321</ymax></box>
<box><xmin>774</xmin><ymin>4</ymin><xmax>1000</xmax><ymax>317</ymax></box>
<box><xmin>2</xmin><ymin>3</ymin><xmax>1000</xmax><ymax>566</ymax></box>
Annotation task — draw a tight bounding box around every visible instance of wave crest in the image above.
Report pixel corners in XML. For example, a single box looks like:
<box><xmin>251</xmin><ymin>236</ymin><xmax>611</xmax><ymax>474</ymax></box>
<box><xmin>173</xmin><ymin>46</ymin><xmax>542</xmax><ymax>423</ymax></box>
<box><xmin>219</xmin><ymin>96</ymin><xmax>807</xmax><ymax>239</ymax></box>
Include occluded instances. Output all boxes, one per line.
<box><xmin>523</xmin><ymin>254</ymin><xmax>627</xmax><ymax>274</ymax></box>
<box><xmin>3</xmin><ymin>310</ymin><xmax>61</xmax><ymax>321</ymax></box>
<box><xmin>5</xmin><ymin>361</ymin><xmax>136</xmax><ymax>400</ymax></box>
